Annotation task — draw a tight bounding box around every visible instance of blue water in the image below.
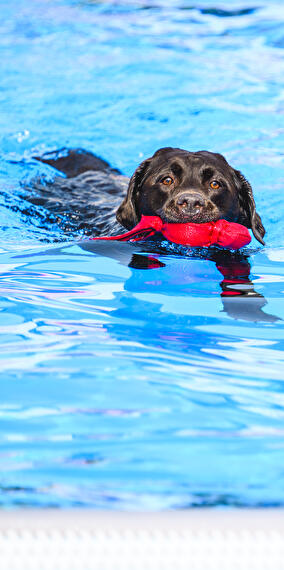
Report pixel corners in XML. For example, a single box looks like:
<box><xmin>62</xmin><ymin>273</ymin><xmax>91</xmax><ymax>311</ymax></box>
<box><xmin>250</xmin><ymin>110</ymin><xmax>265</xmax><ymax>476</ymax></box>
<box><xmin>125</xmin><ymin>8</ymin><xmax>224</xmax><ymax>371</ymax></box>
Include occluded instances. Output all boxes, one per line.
<box><xmin>0</xmin><ymin>0</ymin><xmax>284</xmax><ymax>509</ymax></box>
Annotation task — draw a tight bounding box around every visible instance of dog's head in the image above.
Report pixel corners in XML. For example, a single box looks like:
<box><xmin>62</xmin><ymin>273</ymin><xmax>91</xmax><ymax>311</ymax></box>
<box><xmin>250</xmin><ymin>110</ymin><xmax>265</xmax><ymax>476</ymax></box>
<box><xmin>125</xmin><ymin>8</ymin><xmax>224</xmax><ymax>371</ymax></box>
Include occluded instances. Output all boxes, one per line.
<box><xmin>116</xmin><ymin>147</ymin><xmax>265</xmax><ymax>244</ymax></box>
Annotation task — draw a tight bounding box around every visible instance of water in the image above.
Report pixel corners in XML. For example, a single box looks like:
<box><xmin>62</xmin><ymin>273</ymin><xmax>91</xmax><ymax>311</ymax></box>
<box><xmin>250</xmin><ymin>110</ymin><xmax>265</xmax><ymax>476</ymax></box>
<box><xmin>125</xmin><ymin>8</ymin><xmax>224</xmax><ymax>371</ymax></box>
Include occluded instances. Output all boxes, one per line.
<box><xmin>0</xmin><ymin>0</ymin><xmax>284</xmax><ymax>509</ymax></box>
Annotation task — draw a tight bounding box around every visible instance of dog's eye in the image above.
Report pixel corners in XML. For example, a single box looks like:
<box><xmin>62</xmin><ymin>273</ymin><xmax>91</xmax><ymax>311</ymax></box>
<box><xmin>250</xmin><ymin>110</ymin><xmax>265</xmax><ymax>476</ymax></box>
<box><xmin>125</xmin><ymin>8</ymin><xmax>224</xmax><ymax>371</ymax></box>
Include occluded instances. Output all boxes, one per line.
<box><xmin>210</xmin><ymin>180</ymin><xmax>220</xmax><ymax>189</ymax></box>
<box><xmin>161</xmin><ymin>176</ymin><xmax>174</xmax><ymax>186</ymax></box>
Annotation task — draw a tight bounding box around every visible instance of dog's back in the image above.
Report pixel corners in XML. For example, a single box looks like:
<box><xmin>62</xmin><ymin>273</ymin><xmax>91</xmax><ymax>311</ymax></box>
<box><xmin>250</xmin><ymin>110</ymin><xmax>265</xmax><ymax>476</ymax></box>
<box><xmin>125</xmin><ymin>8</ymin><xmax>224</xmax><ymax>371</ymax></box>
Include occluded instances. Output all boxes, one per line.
<box><xmin>29</xmin><ymin>149</ymin><xmax>129</xmax><ymax>237</ymax></box>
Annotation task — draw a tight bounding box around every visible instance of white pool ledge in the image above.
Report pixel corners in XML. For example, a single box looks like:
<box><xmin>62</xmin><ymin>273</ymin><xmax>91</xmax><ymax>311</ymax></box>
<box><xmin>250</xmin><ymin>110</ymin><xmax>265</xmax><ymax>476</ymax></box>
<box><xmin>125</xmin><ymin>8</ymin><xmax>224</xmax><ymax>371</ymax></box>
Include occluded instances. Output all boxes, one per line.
<box><xmin>0</xmin><ymin>509</ymin><xmax>284</xmax><ymax>569</ymax></box>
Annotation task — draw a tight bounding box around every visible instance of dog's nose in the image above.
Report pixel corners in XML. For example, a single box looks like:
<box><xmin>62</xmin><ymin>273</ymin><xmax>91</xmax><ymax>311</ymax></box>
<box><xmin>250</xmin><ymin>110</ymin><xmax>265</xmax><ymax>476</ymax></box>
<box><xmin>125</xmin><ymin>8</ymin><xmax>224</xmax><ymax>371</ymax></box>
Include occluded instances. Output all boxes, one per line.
<box><xmin>176</xmin><ymin>193</ymin><xmax>205</xmax><ymax>212</ymax></box>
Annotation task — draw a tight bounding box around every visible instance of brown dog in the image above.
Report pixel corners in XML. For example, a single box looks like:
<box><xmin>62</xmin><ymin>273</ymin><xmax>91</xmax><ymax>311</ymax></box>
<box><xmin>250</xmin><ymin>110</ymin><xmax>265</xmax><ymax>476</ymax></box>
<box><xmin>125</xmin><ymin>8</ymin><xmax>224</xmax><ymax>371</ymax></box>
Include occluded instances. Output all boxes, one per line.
<box><xmin>34</xmin><ymin>147</ymin><xmax>265</xmax><ymax>244</ymax></box>
<box><xmin>116</xmin><ymin>147</ymin><xmax>265</xmax><ymax>244</ymax></box>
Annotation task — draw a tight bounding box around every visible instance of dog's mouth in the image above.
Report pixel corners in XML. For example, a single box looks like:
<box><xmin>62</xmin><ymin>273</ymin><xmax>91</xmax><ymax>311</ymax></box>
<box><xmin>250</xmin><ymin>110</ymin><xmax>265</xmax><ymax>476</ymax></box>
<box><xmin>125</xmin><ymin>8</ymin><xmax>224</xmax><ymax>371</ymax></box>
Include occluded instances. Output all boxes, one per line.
<box><xmin>157</xmin><ymin>206</ymin><xmax>221</xmax><ymax>225</ymax></box>
<box><xmin>153</xmin><ymin>195</ymin><xmax>223</xmax><ymax>224</ymax></box>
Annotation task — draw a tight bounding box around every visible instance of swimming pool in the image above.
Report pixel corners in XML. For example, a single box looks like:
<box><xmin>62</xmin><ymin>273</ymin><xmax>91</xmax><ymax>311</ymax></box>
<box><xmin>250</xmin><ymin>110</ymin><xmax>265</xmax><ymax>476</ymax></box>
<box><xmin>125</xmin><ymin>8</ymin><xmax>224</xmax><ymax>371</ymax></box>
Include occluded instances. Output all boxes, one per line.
<box><xmin>0</xmin><ymin>0</ymin><xmax>284</xmax><ymax>509</ymax></box>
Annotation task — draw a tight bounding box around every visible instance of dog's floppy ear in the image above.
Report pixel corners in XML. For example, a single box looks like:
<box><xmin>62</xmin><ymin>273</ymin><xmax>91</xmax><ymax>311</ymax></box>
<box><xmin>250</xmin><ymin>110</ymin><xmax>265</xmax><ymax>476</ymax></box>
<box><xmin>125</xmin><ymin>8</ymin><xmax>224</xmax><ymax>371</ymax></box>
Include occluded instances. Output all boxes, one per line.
<box><xmin>116</xmin><ymin>147</ymin><xmax>176</xmax><ymax>229</ymax></box>
<box><xmin>116</xmin><ymin>158</ymin><xmax>152</xmax><ymax>229</ymax></box>
<box><xmin>233</xmin><ymin>169</ymin><xmax>265</xmax><ymax>245</ymax></box>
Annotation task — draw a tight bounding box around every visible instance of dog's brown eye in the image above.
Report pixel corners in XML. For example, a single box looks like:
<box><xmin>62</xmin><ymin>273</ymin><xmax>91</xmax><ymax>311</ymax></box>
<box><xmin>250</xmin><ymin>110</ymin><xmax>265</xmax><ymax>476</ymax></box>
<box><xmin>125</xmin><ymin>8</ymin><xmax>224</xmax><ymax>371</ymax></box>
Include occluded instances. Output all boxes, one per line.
<box><xmin>210</xmin><ymin>180</ymin><xmax>220</xmax><ymax>189</ymax></box>
<box><xmin>161</xmin><ymin>176</ymin><xmax>174</xmax><ymax>186</ymax></box>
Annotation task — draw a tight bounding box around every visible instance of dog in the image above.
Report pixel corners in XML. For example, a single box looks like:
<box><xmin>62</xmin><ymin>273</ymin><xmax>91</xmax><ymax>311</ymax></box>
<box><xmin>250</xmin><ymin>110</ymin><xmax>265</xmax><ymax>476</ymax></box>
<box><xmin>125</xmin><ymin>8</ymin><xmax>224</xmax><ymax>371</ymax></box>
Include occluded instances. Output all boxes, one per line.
<box><xmin>33</xmin><ymin>146</ymin><xmax>265</xmax><ymax>244</ymax></box>
<box><xmin>116</xmin><ymin>147</ymin><xmax>265</xmax><ymax>245</ymax></box>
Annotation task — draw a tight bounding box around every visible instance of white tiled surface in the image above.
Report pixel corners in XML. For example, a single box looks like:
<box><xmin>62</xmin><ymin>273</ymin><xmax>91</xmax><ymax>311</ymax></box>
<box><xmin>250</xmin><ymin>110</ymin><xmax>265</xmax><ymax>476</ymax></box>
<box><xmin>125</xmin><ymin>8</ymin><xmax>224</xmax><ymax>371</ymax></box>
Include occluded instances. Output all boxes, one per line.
<box><xmin>0</xmin><ymin>510</ymin><xmax>283</xmax><ymax>570</ymax></box>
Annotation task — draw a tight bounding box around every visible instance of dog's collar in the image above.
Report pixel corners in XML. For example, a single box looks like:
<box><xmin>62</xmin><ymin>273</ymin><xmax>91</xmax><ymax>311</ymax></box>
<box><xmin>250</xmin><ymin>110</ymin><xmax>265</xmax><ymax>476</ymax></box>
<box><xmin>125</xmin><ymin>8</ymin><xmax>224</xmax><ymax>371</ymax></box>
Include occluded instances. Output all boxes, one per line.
<box><xmin>90</xmin><ymin>215</ymin><xmax>251</xmax><ymax>250</ymax></box>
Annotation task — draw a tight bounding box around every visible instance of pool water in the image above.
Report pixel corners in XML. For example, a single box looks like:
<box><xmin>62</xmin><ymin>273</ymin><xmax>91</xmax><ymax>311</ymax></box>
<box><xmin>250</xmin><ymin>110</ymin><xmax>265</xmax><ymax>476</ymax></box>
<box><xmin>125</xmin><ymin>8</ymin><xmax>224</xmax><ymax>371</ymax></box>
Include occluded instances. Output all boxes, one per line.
<box><xmin>0</xmin><ymin>0</ymin><xmax>284</xmax><ymax>509</ymax></box>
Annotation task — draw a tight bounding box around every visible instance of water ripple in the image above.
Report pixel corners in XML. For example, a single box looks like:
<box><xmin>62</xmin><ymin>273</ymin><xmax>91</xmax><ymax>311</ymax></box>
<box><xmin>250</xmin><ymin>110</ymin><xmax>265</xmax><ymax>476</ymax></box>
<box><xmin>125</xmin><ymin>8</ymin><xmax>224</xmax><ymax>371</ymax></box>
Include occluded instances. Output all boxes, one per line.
<box><xmin>0</xmin><ymin>0</ymin><xmax>284</xmax><ymax>508</ymax></box>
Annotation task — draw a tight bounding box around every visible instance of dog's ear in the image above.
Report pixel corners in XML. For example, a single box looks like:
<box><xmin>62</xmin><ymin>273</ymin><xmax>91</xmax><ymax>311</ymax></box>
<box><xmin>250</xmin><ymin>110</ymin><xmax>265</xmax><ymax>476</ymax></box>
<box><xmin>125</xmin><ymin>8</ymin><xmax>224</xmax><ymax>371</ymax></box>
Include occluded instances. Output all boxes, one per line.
<box><xmin>233</xmin><ymin>169</ymin><xmax>265</xmax><ymax>245</ymax></box>
<box><xmin>116</xmin><ymin>147</ymin><xmax>176</xmax><ymax>229</ymax></box>
<box><xmin>116</xmin><ymin>158</ymin><xmax>152</xmax><ymax>229</ymax></box>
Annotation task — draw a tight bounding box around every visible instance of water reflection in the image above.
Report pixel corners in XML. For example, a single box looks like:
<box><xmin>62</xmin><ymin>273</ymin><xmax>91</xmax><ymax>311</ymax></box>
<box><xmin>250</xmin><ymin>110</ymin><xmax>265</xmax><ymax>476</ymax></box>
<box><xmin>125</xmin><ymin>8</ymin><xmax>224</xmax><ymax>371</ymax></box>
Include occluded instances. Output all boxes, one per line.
<box><xmin>83</xmin><ymin>241</ymin><xmax>279</xmax><ymax>324</ymax></box>
<box><xmin>211</xmin><ymin>251</ymin><xmax>279</xmax><ymax>324</ymax></box>
<box><xmin>1</xmin><ymin>240</ymin><xmax>283</xmax><ymax>509</ymax></box>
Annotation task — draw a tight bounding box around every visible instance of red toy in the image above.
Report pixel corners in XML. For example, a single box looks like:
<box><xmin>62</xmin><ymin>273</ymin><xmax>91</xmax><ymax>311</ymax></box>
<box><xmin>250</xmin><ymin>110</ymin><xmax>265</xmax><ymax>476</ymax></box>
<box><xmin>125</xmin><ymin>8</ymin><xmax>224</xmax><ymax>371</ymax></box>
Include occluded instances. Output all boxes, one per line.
<box><xmin>90</xmin><ymin>215</ymin><xmax>251</xmax><ymax>250</ymax></box>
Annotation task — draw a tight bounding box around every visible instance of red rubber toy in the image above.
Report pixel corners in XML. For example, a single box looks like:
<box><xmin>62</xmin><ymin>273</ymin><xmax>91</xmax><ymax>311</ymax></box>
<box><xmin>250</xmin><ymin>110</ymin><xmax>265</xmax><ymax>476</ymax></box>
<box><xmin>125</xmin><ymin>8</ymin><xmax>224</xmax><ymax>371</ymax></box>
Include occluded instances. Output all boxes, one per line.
<box><xmin>90</xmin><ymin>215</ymin><xmax>251</xmax><ymax>250</ymax></box>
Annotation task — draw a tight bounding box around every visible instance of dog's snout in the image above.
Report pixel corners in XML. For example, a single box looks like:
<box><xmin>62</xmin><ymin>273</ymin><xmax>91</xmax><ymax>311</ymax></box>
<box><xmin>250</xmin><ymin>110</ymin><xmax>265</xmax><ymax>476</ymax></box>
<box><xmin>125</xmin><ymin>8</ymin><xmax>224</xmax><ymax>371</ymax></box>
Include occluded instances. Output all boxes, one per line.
<box><xmin>176</xmin><ymin>192</ymin><xmax>205</xmax><ymax>211</ymax></box>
